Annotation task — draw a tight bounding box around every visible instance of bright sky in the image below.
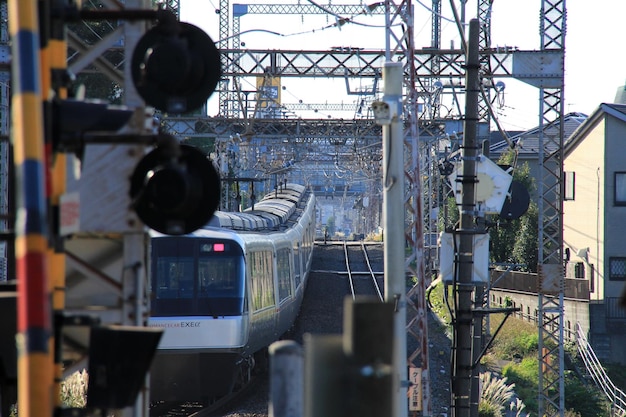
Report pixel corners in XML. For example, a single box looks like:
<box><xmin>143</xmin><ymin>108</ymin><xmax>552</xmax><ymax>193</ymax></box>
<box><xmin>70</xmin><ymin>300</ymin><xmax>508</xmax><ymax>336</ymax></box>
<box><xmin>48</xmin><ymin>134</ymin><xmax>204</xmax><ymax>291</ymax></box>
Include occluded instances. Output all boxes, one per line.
<box><xmin>180</xmin><ymin>0</ymin><xmax>626</xmax><ymax>132</ymax></box>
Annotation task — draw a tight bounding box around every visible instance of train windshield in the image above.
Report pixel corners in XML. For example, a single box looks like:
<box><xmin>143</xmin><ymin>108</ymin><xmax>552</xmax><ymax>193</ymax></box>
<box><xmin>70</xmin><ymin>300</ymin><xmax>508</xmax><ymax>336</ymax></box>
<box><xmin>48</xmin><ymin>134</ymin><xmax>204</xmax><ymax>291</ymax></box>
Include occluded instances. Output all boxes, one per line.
<box><xmin>151</xmin><ymin>237</ymin><xmax>245</xmax><ymax>317</ymax></box>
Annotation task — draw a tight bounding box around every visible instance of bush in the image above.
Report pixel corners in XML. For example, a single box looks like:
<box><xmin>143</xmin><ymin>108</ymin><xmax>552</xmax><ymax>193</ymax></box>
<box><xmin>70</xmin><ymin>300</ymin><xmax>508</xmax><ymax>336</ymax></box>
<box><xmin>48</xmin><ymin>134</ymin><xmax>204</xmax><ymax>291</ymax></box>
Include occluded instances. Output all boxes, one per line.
<box><xmin>502</xmin><ymin>357</ymin><xmax>539</xmax><ymax>413</ymax></box>
<box><xmin>429</xmin><ymin>288</ymin><xmax>614</xmax><ymax>417</ymax></box>
<box><xmin>479</xmin><ymin>372</ymin><xmax>515</xmax><ymax>417</ymax></box>
<box><xmin>513</xmin><ymin>332</ymin><xmax>538</xmax><ymax>356</ymax></box>
<box><xmin>427</xmin><ymin>282</ymin><xmax>451</xmax><ymax>323</ymax></box>
<box><xmin>6</xmin><ymin>370</ymin><xmax>121</xmax><ymax>416</ymax></box>
<box><xmin>605</xmin><ymin>363</ymin><xmax>626</xmax><ymax>393</ymax></box>
<box><xmin>564</xmin><ymin>374</ymin><xmax>609</xmax><ymax>417</ymax></box>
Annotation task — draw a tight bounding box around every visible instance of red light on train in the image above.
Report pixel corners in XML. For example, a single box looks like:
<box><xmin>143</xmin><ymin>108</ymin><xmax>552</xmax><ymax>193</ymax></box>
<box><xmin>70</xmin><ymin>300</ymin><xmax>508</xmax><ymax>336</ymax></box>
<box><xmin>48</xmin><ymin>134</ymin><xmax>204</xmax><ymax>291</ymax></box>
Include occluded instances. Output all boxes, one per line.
<box><xmin>213</xmin><ymin>243</ymin><xmax>225</xmax><ymax>252</ymax></box>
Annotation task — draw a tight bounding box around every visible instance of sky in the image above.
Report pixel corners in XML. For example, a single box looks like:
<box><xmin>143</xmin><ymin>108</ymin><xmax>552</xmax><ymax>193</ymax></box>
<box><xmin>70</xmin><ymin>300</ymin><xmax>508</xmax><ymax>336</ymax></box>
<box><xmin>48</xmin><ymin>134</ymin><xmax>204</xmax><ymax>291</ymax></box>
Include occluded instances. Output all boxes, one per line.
<box><xmin>179</xmin><ymin>0</ymin><xmax>626</xmax><ymax>132</ymax></box>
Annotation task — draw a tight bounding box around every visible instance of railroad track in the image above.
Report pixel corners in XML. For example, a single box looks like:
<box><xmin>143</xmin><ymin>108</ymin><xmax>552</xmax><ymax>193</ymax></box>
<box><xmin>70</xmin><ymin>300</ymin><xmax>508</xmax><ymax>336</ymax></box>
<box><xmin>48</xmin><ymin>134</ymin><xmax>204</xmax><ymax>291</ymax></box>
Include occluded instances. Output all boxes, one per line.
<box><xmin>342</xmin><ymin>241</ymin><xmax>384</xmax><ymax>301</ymax></box>
<box><xmin>149</xmin><ymin>371</ymin><xmax>260</xmax><ymax>417</ymax></box>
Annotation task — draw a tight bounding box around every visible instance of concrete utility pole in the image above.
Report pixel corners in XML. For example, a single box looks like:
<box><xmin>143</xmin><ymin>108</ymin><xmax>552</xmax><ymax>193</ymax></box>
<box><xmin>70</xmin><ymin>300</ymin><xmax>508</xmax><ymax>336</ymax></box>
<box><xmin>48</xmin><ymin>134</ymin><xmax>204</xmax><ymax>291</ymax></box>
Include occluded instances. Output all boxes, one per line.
<box><xmin>451</xmin><ymin>18</ymin><xmax>480</xmax><ymax>417</ymax></box>
<box><xmin>380</xmin><ymin>61</ymin><xmax>408</xmax><ymax>417</ymax></box>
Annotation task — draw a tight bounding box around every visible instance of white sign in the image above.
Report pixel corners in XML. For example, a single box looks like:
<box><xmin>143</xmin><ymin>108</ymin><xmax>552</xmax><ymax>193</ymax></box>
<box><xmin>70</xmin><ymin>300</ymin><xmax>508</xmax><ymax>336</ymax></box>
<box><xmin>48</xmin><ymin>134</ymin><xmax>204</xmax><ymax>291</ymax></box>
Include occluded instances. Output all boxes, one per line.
<box><xmin>60</xmin><ymin>192</ymin><xmax>80</xmax><ymax>236</ymax></box>
<box><xmin>408</xmin><ymin>366</ymin><xmax>422</xmax><ymax>411</ymax></box>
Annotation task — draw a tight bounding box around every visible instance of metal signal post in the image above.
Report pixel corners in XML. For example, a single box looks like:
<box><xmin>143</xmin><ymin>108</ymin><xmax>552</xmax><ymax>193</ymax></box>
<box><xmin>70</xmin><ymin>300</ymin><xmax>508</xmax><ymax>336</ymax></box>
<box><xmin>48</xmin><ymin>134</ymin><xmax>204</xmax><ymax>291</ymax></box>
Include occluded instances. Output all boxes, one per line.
<box><xmin>451</xmin><ymin>19</ymin><xmax>480</xmax><ymax>417</ymax></box>
<box><xmin>7</xmin><ymin>1</ymin><xmax>222</xmax><ymax>416</ymax></box>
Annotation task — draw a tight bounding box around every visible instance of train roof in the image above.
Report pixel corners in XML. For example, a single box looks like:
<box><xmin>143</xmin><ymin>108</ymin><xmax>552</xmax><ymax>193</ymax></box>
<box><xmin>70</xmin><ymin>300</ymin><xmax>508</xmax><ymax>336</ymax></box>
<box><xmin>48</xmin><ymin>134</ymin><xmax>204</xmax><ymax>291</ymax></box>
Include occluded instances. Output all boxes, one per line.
<box><xmin>149</xmin><ymin>224</ymin><xmax>247</xmax><ymax>246</ymax></box>
<box><xmin>203</xmin><ymin>183</ymin><xmax>312</xmax><ymax>232</ymax></box>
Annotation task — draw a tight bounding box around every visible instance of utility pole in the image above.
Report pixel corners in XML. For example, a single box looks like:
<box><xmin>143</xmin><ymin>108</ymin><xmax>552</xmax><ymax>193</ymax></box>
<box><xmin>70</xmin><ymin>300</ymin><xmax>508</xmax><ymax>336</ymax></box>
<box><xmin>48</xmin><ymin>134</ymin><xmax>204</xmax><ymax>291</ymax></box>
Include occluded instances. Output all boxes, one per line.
<box><xmin>379</xmin><ymin>61</ymin><xmax>408</xmax><ymax>417</ymax></box>
<box><xmin>451</xmin><ymin>18</ymin><xmax>480</xmax><ymax>417</ymax></box>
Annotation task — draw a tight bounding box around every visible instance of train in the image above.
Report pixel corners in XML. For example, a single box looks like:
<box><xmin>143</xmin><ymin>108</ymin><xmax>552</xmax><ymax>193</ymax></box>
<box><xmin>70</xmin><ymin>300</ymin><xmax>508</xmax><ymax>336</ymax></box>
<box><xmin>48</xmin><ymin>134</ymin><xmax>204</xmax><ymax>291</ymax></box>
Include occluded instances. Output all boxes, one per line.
<box><xmin>147</xmin><ymin>183</ymin><xmax>316</xmax><ymax>404</ymax></box>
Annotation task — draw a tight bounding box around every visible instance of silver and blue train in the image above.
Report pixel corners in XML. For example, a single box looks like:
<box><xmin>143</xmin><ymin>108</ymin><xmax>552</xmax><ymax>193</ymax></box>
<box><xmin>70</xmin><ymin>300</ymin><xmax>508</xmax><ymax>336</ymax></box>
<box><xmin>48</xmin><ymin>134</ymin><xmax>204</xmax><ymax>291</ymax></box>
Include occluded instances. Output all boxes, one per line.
<box><xmin>148</xmin><ymin>183</ymin><xmax>316</xmax><ymax>404</ymax></box>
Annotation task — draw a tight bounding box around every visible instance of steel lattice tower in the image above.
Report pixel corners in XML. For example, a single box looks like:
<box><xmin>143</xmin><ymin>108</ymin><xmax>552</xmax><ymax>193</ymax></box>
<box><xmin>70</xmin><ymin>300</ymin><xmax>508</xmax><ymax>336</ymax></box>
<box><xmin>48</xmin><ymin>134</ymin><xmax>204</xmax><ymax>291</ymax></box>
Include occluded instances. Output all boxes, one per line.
<box><xmin>382</xmin><ymin>0</ymin><xmax>436</xmax><ymax>415</ymax></box>
<box><xmin>162</xmin><ymin>0</ymin><xmax>180</xmax><ymax>16</ymax></box>
<box><xmin>537</xmin><ymin>1</ymin><xmax>566</xmax><ymax>416</ymax></box>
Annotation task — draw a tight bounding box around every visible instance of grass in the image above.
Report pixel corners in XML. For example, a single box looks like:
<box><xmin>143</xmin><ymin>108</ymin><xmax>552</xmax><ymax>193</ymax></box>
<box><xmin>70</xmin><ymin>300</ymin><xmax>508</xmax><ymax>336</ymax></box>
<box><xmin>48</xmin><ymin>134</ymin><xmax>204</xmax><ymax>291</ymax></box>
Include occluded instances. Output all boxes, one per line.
<box><xmin>8</xmin><ymin>371</ymin><xmax>89</xmax><ymax>416</ymax></box>
<box><xmin>428</xmin><ymin>281</ymin><xmax>615</xmax><ymax>417</ymax></box>
<box><xmin>60</xmin><ymin>370</ymin><xmax>88</xmax><ymax>408</ymax></box>
<box><xmin>484</xmin><ymin>313</ymin><xmax>538</xmax><ymax>361</ymax></box>
<box><xmin>426</xmin><ymin>279</ymin><xmax>452</xmax><ymax>325</ymax></box>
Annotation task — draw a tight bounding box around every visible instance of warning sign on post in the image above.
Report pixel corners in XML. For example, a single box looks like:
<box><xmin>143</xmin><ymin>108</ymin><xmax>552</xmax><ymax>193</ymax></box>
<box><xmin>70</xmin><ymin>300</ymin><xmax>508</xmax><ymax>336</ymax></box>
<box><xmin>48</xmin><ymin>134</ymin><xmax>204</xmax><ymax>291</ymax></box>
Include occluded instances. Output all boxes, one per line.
<box><xmin>60</xmin><ymin>192</ymin><xmax>80</xmax><ymax>236</ymax></box>
<box><xmin>408</xmin><ymin>366</ymin><xmax>422</xmax><ymax>411</ymax></box>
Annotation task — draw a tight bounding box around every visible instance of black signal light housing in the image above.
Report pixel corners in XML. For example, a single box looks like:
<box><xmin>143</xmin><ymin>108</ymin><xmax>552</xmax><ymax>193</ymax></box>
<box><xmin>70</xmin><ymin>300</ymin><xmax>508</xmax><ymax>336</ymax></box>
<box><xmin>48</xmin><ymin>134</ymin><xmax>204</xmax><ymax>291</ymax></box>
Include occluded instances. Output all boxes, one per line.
<box><xmin>131</xmin><ymin>20</ymin><xmax>221</xmax><ymax>114</ymax></box>
<box><xmin>130</xmin><ymin>141</ymin><xmax>220</xmax><ymax>235</ymax></box>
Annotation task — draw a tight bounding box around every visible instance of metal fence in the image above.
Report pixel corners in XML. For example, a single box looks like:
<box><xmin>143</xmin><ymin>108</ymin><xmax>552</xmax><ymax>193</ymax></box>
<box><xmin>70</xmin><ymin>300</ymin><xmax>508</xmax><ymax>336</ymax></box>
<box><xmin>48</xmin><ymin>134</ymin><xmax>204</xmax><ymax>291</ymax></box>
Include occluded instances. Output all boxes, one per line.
<box><xmin>576</xmin><ymin>322</ymin><xmax>626</xmax><ymax>417</ymax></box>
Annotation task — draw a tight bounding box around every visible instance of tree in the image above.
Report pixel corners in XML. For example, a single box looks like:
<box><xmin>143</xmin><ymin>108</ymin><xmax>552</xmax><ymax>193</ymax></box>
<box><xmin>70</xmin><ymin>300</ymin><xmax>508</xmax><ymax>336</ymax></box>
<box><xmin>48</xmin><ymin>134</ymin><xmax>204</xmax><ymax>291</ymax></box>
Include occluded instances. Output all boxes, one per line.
<box><xmin>326</xmin><ymin>216</ymin><xmax>336</xmax><ymax>236</ymax></box>
<box><xmin>181</xmin><ymin>137</ymin><xmax>216</xmax><ymax>156</ymax></box>
<box><xmin>438</xmin><ymin>149</ymin><xmax>539</xmax><ymax>272</ymax></box>
<box><xmin>438</xmin><ymin>194</ymin><xmax>459</xmax><ymax>233</ymax></box>
<box><xmin>489</xmin><ymin>150</ymin><xmax>538</xmax><ymax>272</ymax></box>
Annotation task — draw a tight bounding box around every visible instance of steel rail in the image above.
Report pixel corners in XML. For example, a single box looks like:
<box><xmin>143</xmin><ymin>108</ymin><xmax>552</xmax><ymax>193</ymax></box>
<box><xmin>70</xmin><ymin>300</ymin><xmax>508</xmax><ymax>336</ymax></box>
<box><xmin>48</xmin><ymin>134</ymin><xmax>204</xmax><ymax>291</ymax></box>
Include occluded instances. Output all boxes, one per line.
<box><xmin>343</xmin><ymin>241</ymin><xmax>384</xmax><ymax>301</ymax></box>
<box><xmin>344</xmin><ymin>240</ymin><xmax>357</xmax><ymax>300</ymax></box>
<box><xmin>360</xmin><ymin>241</ymin><xmax>384</xmax><ymax>301</ymax></box>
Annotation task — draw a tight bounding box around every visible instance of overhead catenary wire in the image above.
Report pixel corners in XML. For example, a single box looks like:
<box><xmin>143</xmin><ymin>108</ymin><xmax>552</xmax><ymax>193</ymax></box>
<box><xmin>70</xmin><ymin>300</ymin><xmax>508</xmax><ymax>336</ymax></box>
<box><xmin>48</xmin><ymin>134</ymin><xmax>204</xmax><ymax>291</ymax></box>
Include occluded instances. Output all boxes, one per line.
<box><xmin>214</xmin><ymin>1</ymin><xmax>398</xmax><ymax>44</ymax></box>
<box><xmin>445</xmin><ymin>0</ymin><xmax>520</xmax><ymax>171</ymax></box>
<box><xmin>305</xmin><ymin>0</ymin><xmax>390</xmax><ymax>29</ymax></box>
<box><xmin>415</xmin><ymin>0</ymin><xmax>466</xmax><ymax>25</ymax></box>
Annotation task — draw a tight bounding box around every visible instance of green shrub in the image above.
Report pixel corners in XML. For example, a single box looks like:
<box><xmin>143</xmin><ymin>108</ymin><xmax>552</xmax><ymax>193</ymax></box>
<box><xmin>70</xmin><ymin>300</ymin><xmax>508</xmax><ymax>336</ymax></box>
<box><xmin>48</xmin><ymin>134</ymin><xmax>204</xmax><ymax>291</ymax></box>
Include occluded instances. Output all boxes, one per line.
<box><xmin>605</xmin><ymin>363</ymin><xmax>626</xmax><ymax>393</ymax></box>
<box><xmin>564</xmin><ymin>374</ymin><xmax>609</xmax><ymax>417</ymax></box>
<box><xmin>429</xmin><ymin>287</ymin><xmax>614</xmax><ymax>417</ymax></box>
<box><xmin>513</xmin><ymin>332</ymin><xmax>538</xmax><ymax>356</ymax></box>
<box><xmin>426</xmin><ymin>282</ymin><xmax>452</xmax><ymax>324</ymax></box>
<box><xmin>479</xmin><ymin>372</ymin><xmax>528</xmax><ymax>417</ymax></box>
<box><xmin>502</xmin><ymin>357</ymin><xmax>539</xmax><ymax>413</ymax></box>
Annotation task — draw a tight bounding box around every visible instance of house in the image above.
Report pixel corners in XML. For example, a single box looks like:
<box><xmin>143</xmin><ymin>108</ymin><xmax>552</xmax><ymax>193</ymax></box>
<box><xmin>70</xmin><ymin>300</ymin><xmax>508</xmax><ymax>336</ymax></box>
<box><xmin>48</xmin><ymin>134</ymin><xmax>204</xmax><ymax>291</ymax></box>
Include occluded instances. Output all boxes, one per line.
<box><xmin>563</xmin><ymin>103</ymin><xmax>626</xmax><ymax>363</ymax></box>
<box><xmin>489</xmin><ymin>113</ymin><xmax>587</xmax><ymax>200</ymax></box>
<box><xmin>486</xmin><ymin>105</ymin><xmax>626</xmax><ymax>364</ymax></box>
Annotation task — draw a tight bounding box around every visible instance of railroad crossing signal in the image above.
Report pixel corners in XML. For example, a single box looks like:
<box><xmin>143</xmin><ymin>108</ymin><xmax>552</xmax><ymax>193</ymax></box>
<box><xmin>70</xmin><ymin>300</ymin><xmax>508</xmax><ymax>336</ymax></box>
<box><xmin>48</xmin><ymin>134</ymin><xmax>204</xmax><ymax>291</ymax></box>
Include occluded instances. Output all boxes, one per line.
<box><xmin>86</xmin><ymin>326</ymin><xmax>163</xmax><ymax>409</ymax></box>
<box><xmin>130</xmin><ymin>142</ymin><xmax>221</xmax><ymax>235</ymax></box>
<box><xmin>49</xmin><ymin>10</ymin><xmax>221</xmax><ymax>236</ymax></box>
<box><xmin>52</xmin><ymin>99</ymin><xmax>134</xmax><ymax>159</ymax></box>
<box><xmin>131</xmin><ymin>20</ymin><xmax>221</xmax><ymax>113</ymax></box>
<box><xmin>11</xmin><ymin>5</ymin><xmax>222</xmax><ymax>417</ymax></box>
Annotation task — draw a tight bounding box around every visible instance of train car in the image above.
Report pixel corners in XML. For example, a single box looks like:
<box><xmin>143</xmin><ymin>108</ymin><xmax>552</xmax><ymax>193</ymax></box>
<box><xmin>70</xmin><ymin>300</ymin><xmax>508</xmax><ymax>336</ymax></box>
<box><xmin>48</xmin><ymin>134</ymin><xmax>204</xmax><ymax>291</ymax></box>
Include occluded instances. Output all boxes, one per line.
<box><xmin>148</xmin><ymin>183</ymin><xmax>316</xmax><ymax>404</ymax></box>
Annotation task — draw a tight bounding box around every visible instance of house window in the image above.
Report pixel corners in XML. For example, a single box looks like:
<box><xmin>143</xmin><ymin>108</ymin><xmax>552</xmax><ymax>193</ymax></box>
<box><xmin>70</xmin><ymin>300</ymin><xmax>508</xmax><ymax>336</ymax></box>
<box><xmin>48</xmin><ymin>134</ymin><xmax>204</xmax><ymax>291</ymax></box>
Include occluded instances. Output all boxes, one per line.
<box><xmin>609</xmin><ymin>257</ymin><xmax>626</xmax><ymax>281</ymax></box>
<box><xmin>574</xmin><ymin>262</ymin><xmax>585</xmax><ymax>279</ymax></box>
<box><xmin>564</xmin><ymin>171</ymin><xmax>575</xmax><ymax>201</ymax></box>
<box><xmin>615</xmin><ymin>172</ymin><xmax>626</xmax><ymax>206</ymax></box>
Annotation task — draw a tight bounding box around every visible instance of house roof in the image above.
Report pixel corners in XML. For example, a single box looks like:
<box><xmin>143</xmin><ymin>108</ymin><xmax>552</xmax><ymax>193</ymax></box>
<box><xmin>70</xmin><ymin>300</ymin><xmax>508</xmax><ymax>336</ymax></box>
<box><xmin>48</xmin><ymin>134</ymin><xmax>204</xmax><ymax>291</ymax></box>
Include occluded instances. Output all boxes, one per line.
<box><xmin>564</xmin><ymin>103</ymin><xmax>626</xmax><ymax>156</ymax></box>
<box><xmin>490</xmin><ymin>112</ymin><xmax>588</xmax><ymax>159</ymax></box>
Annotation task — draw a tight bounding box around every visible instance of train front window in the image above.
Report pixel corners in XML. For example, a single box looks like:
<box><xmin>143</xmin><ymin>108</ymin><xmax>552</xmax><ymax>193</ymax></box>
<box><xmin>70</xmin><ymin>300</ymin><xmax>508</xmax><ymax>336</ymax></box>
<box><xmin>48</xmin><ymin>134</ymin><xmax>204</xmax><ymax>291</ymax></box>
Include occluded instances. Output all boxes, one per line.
<box><xmin>156</xmin><ymin>257</ymin><xmax>194</xmax><ymax>299</ymax></box>
<box><xmin>198</xmin><ymin>258</ymin><xmax>238</xmax><ymax>295</ymax></box>
<box><xmin>151</xmin><ymin>237</ymin><xmax>245</xmax><ymax>317</ymax></box>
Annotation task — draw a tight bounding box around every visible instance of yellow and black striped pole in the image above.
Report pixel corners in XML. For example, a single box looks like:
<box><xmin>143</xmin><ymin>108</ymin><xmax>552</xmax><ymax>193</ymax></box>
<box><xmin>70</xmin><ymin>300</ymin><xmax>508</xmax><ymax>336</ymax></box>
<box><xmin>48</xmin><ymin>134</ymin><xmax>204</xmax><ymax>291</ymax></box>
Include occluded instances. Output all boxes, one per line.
<box><xmin>40</xmin><ymin>0</ymin><xmax>68</xmax><ymax>409</ymax></box>
<box><xmin>8</xmin><ymin>1</ymin><xmax>53</xmax><ymax>416</ymax></box>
